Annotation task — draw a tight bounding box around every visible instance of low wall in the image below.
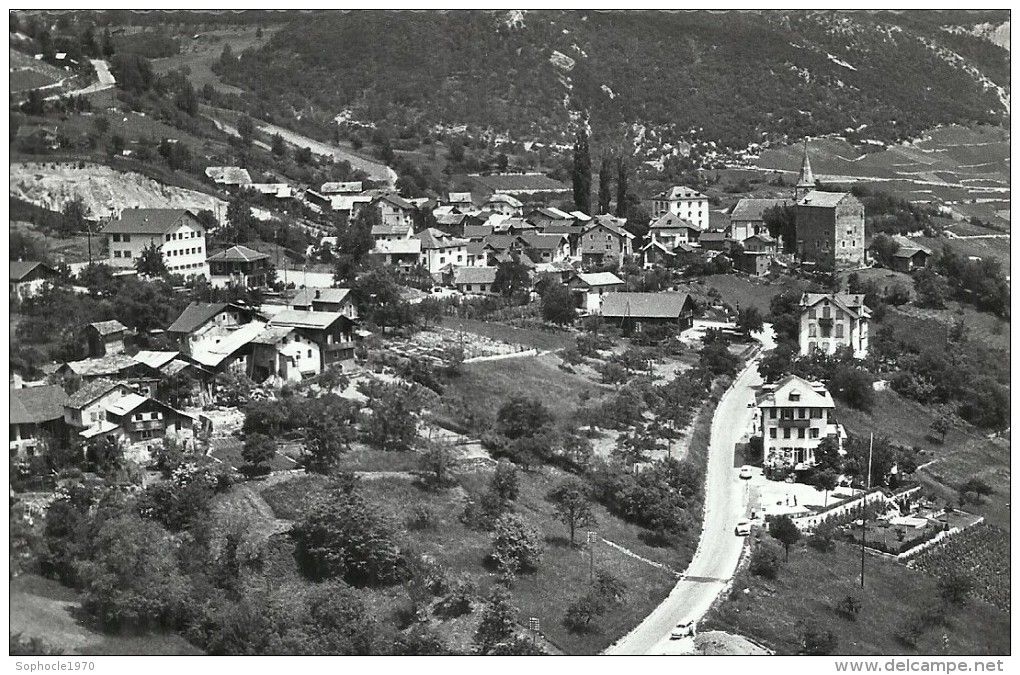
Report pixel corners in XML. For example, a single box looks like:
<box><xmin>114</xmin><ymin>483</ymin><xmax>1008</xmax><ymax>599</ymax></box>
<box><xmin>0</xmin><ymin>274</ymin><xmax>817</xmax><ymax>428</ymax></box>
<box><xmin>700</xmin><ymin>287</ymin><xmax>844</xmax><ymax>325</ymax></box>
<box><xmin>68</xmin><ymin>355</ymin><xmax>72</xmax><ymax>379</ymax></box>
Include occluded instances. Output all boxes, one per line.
<box><xmin>899</xmin><ymin>516</ymin><xmax>985</xmax><ymax>563</ymax></box>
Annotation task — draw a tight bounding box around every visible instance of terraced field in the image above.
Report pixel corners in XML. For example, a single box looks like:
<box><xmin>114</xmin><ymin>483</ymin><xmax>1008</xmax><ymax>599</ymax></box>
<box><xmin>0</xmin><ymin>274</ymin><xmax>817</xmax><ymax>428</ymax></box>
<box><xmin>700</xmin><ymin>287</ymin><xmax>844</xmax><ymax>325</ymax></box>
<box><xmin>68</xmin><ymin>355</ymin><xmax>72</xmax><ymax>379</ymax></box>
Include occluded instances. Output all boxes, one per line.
<box><xmin>756</xmin><ymin>125</ymin><xmax>1010</xmax><ymax>227</ymax></box>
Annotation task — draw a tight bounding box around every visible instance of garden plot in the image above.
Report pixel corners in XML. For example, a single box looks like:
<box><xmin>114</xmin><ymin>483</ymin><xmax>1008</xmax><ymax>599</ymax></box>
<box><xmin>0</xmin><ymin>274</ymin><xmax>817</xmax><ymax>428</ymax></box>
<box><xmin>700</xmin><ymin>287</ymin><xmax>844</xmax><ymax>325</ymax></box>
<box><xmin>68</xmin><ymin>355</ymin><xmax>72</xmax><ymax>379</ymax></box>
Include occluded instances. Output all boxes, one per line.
<box><xmin>395</xmin><ymin>327</ymin><xmax>525</xmax><ymax>361</ymax></box>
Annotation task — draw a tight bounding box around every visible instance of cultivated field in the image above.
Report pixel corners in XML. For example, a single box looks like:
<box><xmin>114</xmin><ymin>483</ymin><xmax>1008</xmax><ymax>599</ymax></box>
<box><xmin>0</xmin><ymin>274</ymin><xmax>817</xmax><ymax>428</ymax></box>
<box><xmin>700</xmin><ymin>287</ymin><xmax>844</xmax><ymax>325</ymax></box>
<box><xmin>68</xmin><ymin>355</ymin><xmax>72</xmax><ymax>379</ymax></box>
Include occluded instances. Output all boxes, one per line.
<box><xmin>755</xmin><ymin>126</ymin><xmax>1010</xmax><ymax>220</ymax></box>
<box><xmin>151</xmin><ymin>26</ymin><xmax>276</xmax><ymax>95</ymax></box>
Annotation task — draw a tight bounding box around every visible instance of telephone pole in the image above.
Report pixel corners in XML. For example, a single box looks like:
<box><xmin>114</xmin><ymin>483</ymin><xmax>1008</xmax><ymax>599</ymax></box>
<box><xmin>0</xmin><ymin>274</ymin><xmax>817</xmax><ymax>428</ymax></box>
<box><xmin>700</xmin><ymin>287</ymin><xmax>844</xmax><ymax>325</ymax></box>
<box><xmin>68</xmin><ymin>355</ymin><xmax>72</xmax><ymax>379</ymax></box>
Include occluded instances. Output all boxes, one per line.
<box><xmin>860</xmin><ymin>432</ymin><xmax>873</xmax><ymax>588</ymax></box>
<box><xmin>586</xmin><ymin>530</ymin><xmax>598</xmax><ymax>583</ymax></box>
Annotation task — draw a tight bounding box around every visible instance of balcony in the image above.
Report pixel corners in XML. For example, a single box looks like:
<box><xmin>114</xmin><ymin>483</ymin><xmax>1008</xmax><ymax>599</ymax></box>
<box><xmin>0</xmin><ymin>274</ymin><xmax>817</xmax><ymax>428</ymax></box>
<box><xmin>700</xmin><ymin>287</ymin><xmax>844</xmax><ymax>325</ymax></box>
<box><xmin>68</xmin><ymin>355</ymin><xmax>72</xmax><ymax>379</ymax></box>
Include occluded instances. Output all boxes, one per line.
<box><xmin>777</xmin><ymin>418</ymin><xmax>811</xmax><ymax>429</ymax></box>
<box><xmin>131</xmin><ymin>420</ymin><xmax>165</xmax><ymax>432</ymax></box>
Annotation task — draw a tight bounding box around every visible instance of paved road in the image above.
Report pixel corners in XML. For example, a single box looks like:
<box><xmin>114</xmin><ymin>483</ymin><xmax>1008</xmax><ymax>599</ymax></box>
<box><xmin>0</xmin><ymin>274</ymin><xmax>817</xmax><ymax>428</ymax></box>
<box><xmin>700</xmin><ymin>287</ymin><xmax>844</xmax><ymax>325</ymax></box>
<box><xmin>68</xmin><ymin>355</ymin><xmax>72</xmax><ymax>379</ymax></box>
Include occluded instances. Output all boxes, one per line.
<box><xmin>46</xmin><ymin>59</ymin><xmax>115</xmax><ymax>101</ymax></box>
<box><xmin>605</xmin><ymin>326</ymin><xmax>775</xmax><ymax>655</ymax></box>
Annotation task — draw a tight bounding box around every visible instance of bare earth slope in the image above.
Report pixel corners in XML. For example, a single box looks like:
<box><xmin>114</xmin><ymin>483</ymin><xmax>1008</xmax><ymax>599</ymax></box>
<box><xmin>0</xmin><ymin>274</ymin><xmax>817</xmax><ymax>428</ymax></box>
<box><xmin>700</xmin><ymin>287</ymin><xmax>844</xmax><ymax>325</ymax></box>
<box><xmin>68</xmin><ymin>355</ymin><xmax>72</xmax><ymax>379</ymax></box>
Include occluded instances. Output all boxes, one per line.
<box><xmin>10</xmin><ymin>162</ymin><xmax>225</xmax><ymax>219</ymax></box>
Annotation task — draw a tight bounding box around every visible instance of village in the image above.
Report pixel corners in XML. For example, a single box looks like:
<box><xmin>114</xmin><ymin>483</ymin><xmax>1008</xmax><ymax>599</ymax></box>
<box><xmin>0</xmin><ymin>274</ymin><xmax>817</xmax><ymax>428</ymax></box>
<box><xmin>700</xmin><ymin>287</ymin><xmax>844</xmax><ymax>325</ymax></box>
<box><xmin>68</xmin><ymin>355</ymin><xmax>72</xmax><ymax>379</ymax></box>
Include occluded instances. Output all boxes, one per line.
<box><xmin>8</xmin><ymin>9</ymin><xmax>1010</xmax><ymax>660</ymax></box>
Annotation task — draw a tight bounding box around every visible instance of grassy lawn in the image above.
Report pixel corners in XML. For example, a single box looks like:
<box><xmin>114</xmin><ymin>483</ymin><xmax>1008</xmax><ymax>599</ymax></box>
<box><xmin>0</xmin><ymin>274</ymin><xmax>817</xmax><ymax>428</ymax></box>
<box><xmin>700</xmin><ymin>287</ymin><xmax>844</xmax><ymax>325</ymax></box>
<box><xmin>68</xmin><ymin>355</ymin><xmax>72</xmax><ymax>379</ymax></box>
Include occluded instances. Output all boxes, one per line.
<box><xmin>693</xmin><ymin>274</ymin><xmax>810</xmax><ymax>315</ymax></box>
<box><xmin>151</xmin><ymin>26</ymin><xmax>276</xmax><ymax>95</ymax></box>
<box><xmin>11</xmin><ymin>574</ymin><xmax>203</xmax><ymax>655</ymax></box>
<box><xmin>703</xmin><ymin>539</ymin><xmax>1009</xmax><ymax>656</ymax></box>
<box><xmin>884</xmin><ymin>305</ymin><xmax>1010</xmax><ymax>354</ymax></box>
<box><xmin>438</xmin><ymin>317</ymin><xmax>576</xmax><ymax>351</ymax></box>
<box><xmin>914</xmin><ymin>235</ymin><xmax>1010</xmax><ymax>269</ymax></box>
<box><xmin>258</xmin><ymin>468</ymin><xmax>680</xmax><ymax>655</ymax></box>
<box><xmin>437</xmin><ymin>354</ymin><xmax>607</xmax><ymax>431</ymax></box>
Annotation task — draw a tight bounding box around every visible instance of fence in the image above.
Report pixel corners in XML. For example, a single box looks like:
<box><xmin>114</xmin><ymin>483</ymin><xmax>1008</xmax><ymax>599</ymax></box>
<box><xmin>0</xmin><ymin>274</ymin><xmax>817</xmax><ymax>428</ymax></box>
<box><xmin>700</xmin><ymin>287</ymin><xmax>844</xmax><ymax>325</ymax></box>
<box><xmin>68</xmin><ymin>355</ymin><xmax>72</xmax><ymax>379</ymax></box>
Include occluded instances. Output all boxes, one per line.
<box><xmin>790</xmin><ymin>488</ymin><xmax>888</xmax><ymax>532</ymax></box>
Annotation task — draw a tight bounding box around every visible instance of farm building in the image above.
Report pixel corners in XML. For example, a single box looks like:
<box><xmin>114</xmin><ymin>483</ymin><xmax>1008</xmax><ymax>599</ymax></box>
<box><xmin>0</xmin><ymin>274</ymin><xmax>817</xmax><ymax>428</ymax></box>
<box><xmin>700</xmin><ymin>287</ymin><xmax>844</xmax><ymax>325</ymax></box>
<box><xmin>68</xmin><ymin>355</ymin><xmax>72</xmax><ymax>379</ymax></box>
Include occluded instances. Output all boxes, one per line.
<box><xmin>599</xmin><ymin>292</ymin><xmax>695</xmax><ymax>334</ymax></box>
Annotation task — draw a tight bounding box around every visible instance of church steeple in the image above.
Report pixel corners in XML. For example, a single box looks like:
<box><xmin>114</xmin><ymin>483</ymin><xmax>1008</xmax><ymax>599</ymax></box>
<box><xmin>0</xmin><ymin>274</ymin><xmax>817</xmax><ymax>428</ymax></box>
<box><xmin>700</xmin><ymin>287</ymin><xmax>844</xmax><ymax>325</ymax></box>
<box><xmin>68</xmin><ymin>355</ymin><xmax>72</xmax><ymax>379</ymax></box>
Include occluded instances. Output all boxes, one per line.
<box><xmin>795</xmin><ymin>138</ymin><xmax>815</xmax><ymax>200</ymax></box>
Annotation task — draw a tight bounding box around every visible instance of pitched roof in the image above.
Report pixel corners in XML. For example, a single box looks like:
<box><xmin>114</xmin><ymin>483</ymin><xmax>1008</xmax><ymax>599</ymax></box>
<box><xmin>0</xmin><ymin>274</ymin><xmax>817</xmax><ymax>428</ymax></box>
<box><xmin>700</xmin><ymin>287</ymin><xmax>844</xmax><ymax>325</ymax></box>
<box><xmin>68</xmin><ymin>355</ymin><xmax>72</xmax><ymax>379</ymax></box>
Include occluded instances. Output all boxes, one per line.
<box><xmin>574</xmin><ymin>272</ymin><xmax>624</xmax><ymax>287</ymax></box>
<box><xmin>251</xmin><ymin>325</ymin><xmax>297</xmax><ymax>345</ymax></box>
<box><xmin>797</xmin><ymin>190</ymin><xmax>854</xmax><ymax>208</ymax></box>
<box><xmin>757</xmin><ymin>374</ymin><xmax>834</xmax><ymax>408</ymax></box>
<box><xmin>204</xmin><ymin>166</ymin><xmax>252</xmax><ymax>186</ymax></box>
<box><xmin>730</xmin><ymin>198</ymin><xmax>793</xmax><ymax>221</ymax></box>
<box><xmin>640</xmin><ymin>240</ymin><xmax>676</xmax><ymax>255</ymax></box>
<box><xmin>168</xmin><ymin>302</ymin><xmax>229</xmax><ymax>334</ymax></box>
<box><xmin>453</xmin><ymin>266</ymin><xmax>497</xmax><ymax>285</ymax></box>
<box><xmin>800</xmin><ymin>293</ymin><xmax>872</xmax><ymax>319</ymax></box>
<box><xmin>437</xmin><ymin>213</ymin><xmax>468</xmax><ymax>226</ymax></box>
<box><xmin>600</xmin><ymin>292</ymin><xmax>693</xmax><ymax>319</ymax></box>
<box><xmin>482</xmin><ymin>234</ymin><xmax>528</xmax><ymax>252</ymax></box>
<box><xmin>417</xmin><ymin>228</ymin><xmax>468</xmax><ymax>250</ymax></box>
<box><xmin>649</xmin><ymin>212</ymin><xmax>699</xmax><ymax>231</ymax></box>
<box><xmin>10</xmin><ymin>261</ymin><xmax>58</xmax><ymax>282</ymax></box>
<box><xmin>207</xmin><ymin>245</ymin><xmax>270</xmax><ymax>263</ymax></box>
<box><xmin>892</xmin><ymin>247</ymin><xmax>930</xmax><ymax>259</ymax></box>
<box><xmin>371</xmin><ymin>219</ymin><xmax>414</xmax><ymax>236</ymax></box>
<box><xmin>269</xmin><ymin>309</ymin><xmax>345</xmax><ymax>330</ymax></box>
<box><xmin>542</xmin><ymin>223</ymin><xmax>581</xmax><ymax>236</ymax></box>
<box><xmin>463</xmin><ymin>224</ymin><xmax>494</xmax><ymax>240</ymax></box>
<box><xmin>104</xmin><ymin>393</ymin><xmax>149</xmax><ymax>417</ymax></box>
<box><xmin>103</xmin><ymin>208</ymin><xmax>196</xmax><ymax>235</ymax></box>
<box><xmin>528</xmin><ymin>207</ymin><xmax>575</xmax><ymax>222</ymax></box>
<box><xmin>448</xmin><ymin>192</ymin><xmax>473</xmax><ymax>203</ymax></box>
<box><xmin>699</xmin><ymin>231</ymin><xmax>730</xmax><ymax>242</ymax></box>
<box><xmin>521</xmin><ymin>232</ymin><xmax>568</xmax><ymax>250</ymax></box>
<box><xmin>189</xmin><ymin>321</ymin><xmax>266</xmax><ymax>368</ymax></box>
<box><xmin>492</xmin><ymin>217</ymin><xmax>536</xmax><ymax>232</ymax></box>
<box><xmin>131</xmin><ymin>350</ymin><xmax>179</xmax><ymax>371</ymax></box>
<box><xmin>321</xmin><ymin>181</ymin><xmax>363</xmax><ymax>194</ymax></box>
<box><xmin>745</xmin><ymin>233</ymin><xmax>777</xmax><ymax>244</ymax></box>
<box><xmin>569</xmin><ymin>210</ymin><xmax>592</xmax><ymax>222</ymax></box>
<box><xmin>374</xmin><ymin>193</ymin><xmax>415</xmax><ymax>211</ymax></box>
<box><xmin>292</xmin><ymin>287</ymin><xmax>352</xmax><ymax>307</ymax></box>
<box><xmin>654</xmin><ymin>186</ymin><xmax>707</xmax><ymax>201</ymax></box>
<box><xmin>535</xmin><ymin>261</ymin><xmax>575</xmax><ymax>274</ymax></box>
<box><xmin>66</xmin><ymin>378</ymin><xmax>126</xmax><ymax>409</ymax></box>
<box><xmin>797</xmin><ymin>141</ymin><xmax>815</xmax><ymax>189</ymax></box>
<box><xmin>330</xmin><ymin>194</ymin><xmax>374</xmax><ymax>212</ymax></box>
<box><xmin>62</xmin><ymin>354</ymin><xmax>138</xmax><ymax>378</ymax></box>
<box><xmin>89</xmin><ymin>319</ymin><xmax>127</xmax><ymax>336</ymax></box>
<box><xmin>371</xmin><ymin>239</ymin><xmax>422</xmax><ymax>255</ymax></box>
<box><xmin>483</xmin><ymin>193</ymin><xmax>522</xmax><ymax>208</ymax></box>
<box><xmin>10</xmin><ymin>385</ymin><xmax>69</xmax><ymax>425</ymax></box>
<box><xmin>582</xmin><ymin>217</ymin><xmax>634</xmax><ymax>239</ymax></box>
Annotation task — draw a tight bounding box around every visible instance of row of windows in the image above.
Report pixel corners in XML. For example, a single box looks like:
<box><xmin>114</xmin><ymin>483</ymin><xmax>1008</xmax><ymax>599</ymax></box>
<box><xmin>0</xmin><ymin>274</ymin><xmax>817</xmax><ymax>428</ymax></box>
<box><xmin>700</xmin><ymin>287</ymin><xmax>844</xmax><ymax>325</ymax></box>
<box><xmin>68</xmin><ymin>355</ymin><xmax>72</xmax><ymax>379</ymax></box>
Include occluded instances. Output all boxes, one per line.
<box><xmin>166</xmin><ymin>230</ymin><xmax>201</xmax><ymax>241</ymax></box>
<box><xmin>808</xmin><ymin>322</ymin><xmax>844</xmax><ymax>338</ymax></box>
<box><xmin>770</xmin><ymin>427</ymin><xmax>821</xmax><ymax>439</ymax></box>
<box><xmin>170</xmin><ymin>263</ymin><xmax>204</xmax><ymax>271</ymax></box>
<box><xmin>132</xmin><ymin>411</ymin><xmax>162</xmax><ymax>422</ymax></box>
<box><xmin>166</xmin><ymin>247</ymin><xmax>203</xmax><ymax>256</ymax></box>
<box><xmin>767</xmin><ymin>407</ymin><xmax>826</xmax><ymax>419</ymax></box>
<box><xmin>111</xmin><ymin>233</ymin><xmax>131</xmax><ymax>242</ymax></box>
<box><xmin>113</xmin><ymin>249</ymin><xmax>133</xmax><ymax>259</ymax></box>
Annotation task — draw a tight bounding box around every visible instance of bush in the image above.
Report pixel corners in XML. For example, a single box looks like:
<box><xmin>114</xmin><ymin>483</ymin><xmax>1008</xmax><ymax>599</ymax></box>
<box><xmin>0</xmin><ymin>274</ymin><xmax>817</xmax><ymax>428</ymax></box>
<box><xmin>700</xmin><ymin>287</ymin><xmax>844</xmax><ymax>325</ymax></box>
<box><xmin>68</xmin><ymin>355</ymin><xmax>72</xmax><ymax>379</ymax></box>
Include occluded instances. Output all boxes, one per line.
<box><xmin>488</xmin><ymin>513</ymin><xmax>544</xmax><ymax>582</ymax></box>
<box><xmin>801</xmin><ymin>626</ymin><xmax>838</xmax><ymax>655</ymax></box>
<box><xmin>749</xmin><ymin>540</ymin><xmax>782</xmax><ymax>579</ymax></box>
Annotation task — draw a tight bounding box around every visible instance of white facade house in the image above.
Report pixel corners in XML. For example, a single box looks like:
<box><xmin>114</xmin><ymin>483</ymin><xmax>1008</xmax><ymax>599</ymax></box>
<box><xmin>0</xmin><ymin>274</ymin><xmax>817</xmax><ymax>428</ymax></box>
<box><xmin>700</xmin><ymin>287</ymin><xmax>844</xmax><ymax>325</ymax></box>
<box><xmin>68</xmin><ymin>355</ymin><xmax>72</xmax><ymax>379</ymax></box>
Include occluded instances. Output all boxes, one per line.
<box><xmin>373</xmin><ymin>194</ymin><xmax>416</xmax><ymax>229</ymax></box>
<box><xmin>416</xmin><ymin>228</ymin><xmax>469</xmax><ymax>274</ymax></box>
<box><xmin>799</xmin><ymin>293</ymin><xmax>870</xmax><ymax>359</ymax></box>
<box><xmin>104</xmin><ymin>208</ymin><xmax>208</xmax><ymax>276</ymax></box>
<box><xmin>651</xmin><ymin>186</ymin><xmax>709</xmax><ymax>230</ymax></box>
<box><xmin>483</xmin><ymin>193</ymin><xmax>523</xmax><ymax>216</ymax></box>
<box><xmin>757</xmin><ymin>375</ymin><xmax>841</xmax><ymax>472</ymax></box>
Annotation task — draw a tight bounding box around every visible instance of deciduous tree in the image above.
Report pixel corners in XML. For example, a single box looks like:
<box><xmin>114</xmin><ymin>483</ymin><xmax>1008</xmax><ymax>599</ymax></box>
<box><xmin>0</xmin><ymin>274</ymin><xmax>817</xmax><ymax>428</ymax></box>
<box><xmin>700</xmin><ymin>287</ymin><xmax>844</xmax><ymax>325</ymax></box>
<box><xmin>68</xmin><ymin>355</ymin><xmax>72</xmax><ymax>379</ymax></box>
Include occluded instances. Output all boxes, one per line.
<box><xmin>548</xmin><ymin>478</ymin><xmax>596</xmax><ymax>545</ymax></box>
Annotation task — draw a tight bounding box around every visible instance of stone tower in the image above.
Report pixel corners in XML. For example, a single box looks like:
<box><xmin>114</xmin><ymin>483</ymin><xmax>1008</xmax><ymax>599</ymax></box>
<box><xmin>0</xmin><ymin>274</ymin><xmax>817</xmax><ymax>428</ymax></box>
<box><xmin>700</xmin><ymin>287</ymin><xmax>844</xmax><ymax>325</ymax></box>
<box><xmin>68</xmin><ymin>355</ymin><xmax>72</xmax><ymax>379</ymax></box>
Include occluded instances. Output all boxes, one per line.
<box><xmin>795</xmin><ymin>138</ymin><xmax>815</xmax><ymax>200</ymax></box>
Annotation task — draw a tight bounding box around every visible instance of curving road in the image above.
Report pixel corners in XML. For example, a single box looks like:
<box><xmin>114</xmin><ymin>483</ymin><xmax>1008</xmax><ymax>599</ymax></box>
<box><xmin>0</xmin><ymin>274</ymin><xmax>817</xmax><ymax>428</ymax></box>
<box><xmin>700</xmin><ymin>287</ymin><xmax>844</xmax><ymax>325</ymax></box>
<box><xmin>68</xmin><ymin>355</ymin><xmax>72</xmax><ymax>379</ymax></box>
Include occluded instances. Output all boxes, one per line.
<box><xmin>605</xmin><ymin>326</ymin><xmax>775</xmax><ymax>655</ymax></box>
<box><xmin>257</xmin><ymin>122</ymin><xmax>397</xmax><ymax>187</ymax></box>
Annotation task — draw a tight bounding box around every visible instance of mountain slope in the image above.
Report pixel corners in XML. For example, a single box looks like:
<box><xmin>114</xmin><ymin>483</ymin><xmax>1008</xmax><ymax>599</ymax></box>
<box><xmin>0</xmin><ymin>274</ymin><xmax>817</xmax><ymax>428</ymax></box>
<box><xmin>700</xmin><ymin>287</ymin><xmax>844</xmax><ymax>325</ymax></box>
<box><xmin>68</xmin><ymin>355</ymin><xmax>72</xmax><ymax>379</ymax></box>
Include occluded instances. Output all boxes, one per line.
<box><xmin>219</xmin><ymin>10</ymin><xmax>1009</xmax><ymax>152</ymax></box>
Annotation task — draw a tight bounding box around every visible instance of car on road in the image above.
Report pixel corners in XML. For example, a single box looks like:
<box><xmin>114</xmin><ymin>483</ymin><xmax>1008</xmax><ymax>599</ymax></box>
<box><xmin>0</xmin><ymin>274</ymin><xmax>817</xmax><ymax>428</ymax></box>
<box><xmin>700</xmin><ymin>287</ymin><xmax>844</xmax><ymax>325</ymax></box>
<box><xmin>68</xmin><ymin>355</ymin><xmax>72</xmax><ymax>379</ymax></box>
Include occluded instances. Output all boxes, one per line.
<box><xmin>670</xmin><ymin>618</ymin><xmax>697</xmax><ymax>639</ymax></box>
<box><xmin>739</xmin><ymin>465</ymin><xmax>754</xmax><ymax>480</ymax></box>
<box><xmin>735</xmin><ymin>519</ymin><xmax>751</xmax><ymax>536</ymax></box>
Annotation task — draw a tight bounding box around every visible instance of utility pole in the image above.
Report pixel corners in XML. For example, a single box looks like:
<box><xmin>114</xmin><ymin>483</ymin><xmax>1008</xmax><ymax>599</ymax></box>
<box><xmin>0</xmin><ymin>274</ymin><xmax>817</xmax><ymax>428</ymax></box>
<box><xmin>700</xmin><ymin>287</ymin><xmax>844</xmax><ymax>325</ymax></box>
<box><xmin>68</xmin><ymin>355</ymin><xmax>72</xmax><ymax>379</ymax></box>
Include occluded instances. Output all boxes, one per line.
<box><xmin>528</xmin><ymin>617</ymin><xmax>540</xmax><ymax>646</ymax></box>
<box><xmin>860</xmin><ymin>432</ymin><xmax>873</xmax><ymax>588</ymax></box>
<box><xmin>86</xmin><ymin>223</ymin><xmax>93</xmax><ymax>265</ymax></box>
<box><xmin>586</xmin><ymin>530</ymin><xmax>598</xmax><ymax>583</ymax></box>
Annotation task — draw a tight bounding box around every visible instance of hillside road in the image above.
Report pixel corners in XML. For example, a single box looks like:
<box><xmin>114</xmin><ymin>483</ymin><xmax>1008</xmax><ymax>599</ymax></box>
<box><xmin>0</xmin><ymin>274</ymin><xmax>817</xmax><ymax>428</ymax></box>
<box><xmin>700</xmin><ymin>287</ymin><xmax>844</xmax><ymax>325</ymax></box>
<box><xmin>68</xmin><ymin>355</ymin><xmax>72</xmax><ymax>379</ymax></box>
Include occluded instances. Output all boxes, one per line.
<box><xmin>605</xmin><ymin>326</ymin><xmax>775</xmax><ymax>655</ymax></box>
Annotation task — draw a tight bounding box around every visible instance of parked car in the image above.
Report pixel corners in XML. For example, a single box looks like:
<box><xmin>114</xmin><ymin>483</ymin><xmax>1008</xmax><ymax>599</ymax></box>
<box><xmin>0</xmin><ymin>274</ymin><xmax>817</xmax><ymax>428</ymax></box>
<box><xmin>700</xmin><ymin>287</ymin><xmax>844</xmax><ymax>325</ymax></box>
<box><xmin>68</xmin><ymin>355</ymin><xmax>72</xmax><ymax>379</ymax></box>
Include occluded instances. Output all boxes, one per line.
<box><xmin>670</xmin><ymin>618</ymin><xmax>697</xmax><ymax>639</ymax></box>
<box><xmin>739</xmin><ymin>465</ymin><xmax>754</xmax><ymax>480</ymax></box>
<box><xmin>735</xmin><ymin>519</ymin><xmax>751</xmax><ymax>536</ymax></box>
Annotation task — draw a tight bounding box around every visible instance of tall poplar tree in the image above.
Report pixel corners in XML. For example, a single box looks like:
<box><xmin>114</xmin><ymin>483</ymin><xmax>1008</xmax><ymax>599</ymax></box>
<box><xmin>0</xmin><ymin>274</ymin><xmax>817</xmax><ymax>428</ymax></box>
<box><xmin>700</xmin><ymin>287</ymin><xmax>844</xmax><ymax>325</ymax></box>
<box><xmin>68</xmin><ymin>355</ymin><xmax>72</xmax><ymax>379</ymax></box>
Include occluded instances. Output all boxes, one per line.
<box><xmin>597</xmin><ymin>154</ymin><xmax>613</xmax><ymax>215</ymax></box>
<box><xmin>572</xmin><ymin>126</ymin><xmax>592</xmax><ymax>215</ymax></box>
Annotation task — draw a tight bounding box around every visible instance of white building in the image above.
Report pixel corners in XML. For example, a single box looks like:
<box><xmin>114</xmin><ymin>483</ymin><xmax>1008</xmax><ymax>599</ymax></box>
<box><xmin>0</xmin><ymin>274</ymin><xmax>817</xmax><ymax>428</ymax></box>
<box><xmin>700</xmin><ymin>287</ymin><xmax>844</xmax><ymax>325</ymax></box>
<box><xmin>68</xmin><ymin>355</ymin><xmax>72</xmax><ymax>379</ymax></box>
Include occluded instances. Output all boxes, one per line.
<box><xmin>799</xmin><ymin>293</ymin><xmax>870</xmax><ymax>359</ymax></box>
<box><xmin>651</xmin><ymin>186</ymin><xmax>709</xmax><ymax>230</ymax></box>
<box><xmin>104</xmin><ymin>208</ymin><xmax>208</xmax><ymax>276</ymax></box>
<box><xmin>416</xmin><ymin>228</ymin><xmax>469</xmax><ymax>274</ymax></box>
<box><xmin>757</xmin><ymin>375</ymin><xmax>841</xmax><ymax>472</ymax></box>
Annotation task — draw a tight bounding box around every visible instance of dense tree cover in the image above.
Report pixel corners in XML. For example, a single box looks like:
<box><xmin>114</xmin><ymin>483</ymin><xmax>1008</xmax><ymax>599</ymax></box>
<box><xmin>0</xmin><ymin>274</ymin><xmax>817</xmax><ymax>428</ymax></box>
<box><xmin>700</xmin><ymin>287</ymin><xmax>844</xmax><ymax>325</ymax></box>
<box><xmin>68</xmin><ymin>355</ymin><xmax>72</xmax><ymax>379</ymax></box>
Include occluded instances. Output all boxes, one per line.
<box><xmin>217</xmin><ymin>11</ymin><xmax>1005</xmax><ymax>154</ymax></box>
<box><xmin>291</xmin><ymin>477</ymin><xmax>404</xmax><ymax>586</ymax></box>
<box><xmin>359</xmin><ymin>380</ymin><xmax>426</xmax><ymax>452</ymax></box>
<box><xmin>927</xmin><ymin>244</ymin><xmax>1010</xmax><ymax>318</ymax></box>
